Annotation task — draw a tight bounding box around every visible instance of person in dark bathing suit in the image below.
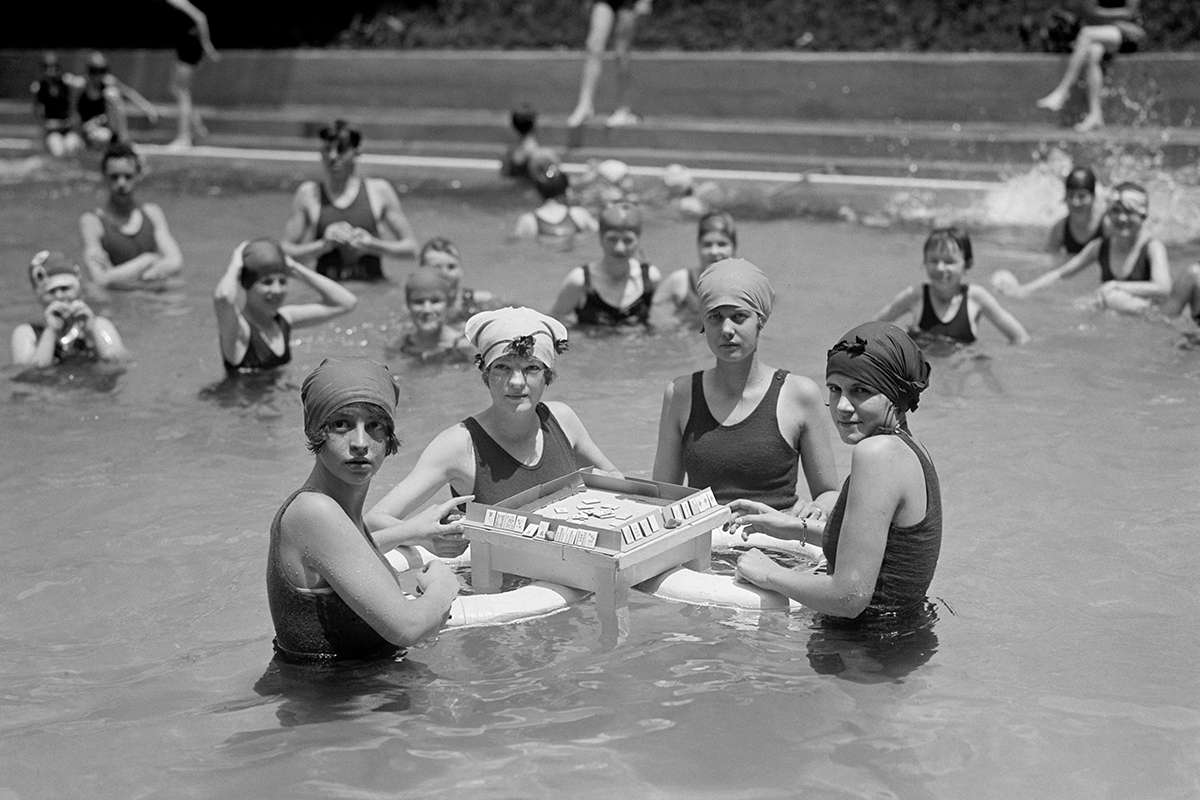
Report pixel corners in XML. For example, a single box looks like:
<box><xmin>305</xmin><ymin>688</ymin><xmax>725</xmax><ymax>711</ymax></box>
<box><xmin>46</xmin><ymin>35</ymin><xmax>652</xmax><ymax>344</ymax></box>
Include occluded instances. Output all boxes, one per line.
<box><xmin>876</xmin><ymin>226</ymin><xmax>1029</xmax><ymax>345</ymax></box>
<box><xmin>995</xmin><ymin>182</ymin><xmax>1170</xmax><ymax>313</ymax></box>
<box><xmin>79</xmin><ymin>141</ymin><xmax>183</xmax><ymax>292</ymax></box>
<box><xmin>733</xmin><ymin>322</ymin><xmax>941</xmax><ymax>621</ymax></box>
<box><xmin>366</xmin><ymin>307</ymin><xmax>620</xmax><ymax>558</ymax></box>
<box><xmin>549</xmin><ymin>202</ymin><xmax>661</xmax><ymax>327</ymax></box>
<box><xmin>1047</xmin><ymin>167</ymin><xmax>1105</xmax><ymax>257</ymax></box>
<box><xmin>11</xmin><ymin>250</ymin><xmax>127</xmax><ymax>367</ymax></box>
<box><xmin>267</xmin><ymin>357</ymin><xmax>462</xmax><ymax>662</ymax></box>
<box><xmin>653</xmin><ymin>258</ymin><xmax>840</xmax><ymax>516</ymax></box>
<box><xmin>282</xmin><ymin>120</ymin><xmax>418</xmax><ymax>282</ymax></box>
<box><xmin>213</xmin><ymin>239</ymin><xmax>358</xmax><ymax>375</ymax></box>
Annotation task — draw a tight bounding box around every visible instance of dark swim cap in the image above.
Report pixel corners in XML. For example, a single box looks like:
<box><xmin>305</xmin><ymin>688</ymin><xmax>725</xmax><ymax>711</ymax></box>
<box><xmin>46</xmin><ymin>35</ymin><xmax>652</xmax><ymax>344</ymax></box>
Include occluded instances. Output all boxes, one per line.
<box><xmin>237</xmin><ymin>239</ymin><xmax>289</xmax><ymax>289</ymax></box>
<box><xmin>827</xmin><ymin>322</ymin><xmax>931</xmax><ymax>413</ymax></box>
<box><xmin>534</xmin><ymin>163</ymin><xmax>570</xmax><ymax>201</ymax></box>
<box><xmin>599</xmin><ymin>202</ymin><xmax>642</xmax><ymax>234</ymax></box>
<box><xmin>1064</xmin><ymin>167</ymin><xmax>1097</xmax><ymax>194</ymax></box>
<box><xmin>302</xmin><ymin>357</ymin><xmax>399</xmax><ymax>436</ymax></box>
<box><xmin>697</xmin><ymin>211</ymin><xmax>737</xmax><ymax>247</ymax></box>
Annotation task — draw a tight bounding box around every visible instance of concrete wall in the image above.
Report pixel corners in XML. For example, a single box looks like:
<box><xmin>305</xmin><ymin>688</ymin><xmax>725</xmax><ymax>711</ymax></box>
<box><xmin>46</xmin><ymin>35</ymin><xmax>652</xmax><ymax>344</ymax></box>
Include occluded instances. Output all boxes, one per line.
<box><xmin>4</xmin><ymin>49</ymin><xmax>1197</xmax><ymax>126</ymax></box>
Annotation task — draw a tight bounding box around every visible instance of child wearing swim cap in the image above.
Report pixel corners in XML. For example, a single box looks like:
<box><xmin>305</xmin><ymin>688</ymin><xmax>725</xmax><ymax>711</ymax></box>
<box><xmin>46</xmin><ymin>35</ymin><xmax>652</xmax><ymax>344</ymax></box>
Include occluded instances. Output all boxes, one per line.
<box><xmin>654</xmin><ymin>211</ymin><xmax>738</xmax><ymax>318</ymax></box>
<box><xmin>876</xmin><ymin>226</ymin><xmax>1030</xmax><ymax>346</ymax></box>
<box><xmin>512</xmin><ymin>162</ymin><xmax>598</xmax><ymax>252</ymax></box>
<box><xmin>12</xmin><ymin>250</ymin><xmax>128</xmax><ymax>367</ymax></box>
<box><xmin>213</xmin><ymin>238</ymin><xmax>358</xmax><ymax>375</ymax></box>
<box><xmin>267</xmin><ymin>357</ymin><xmax>464</xmax><ymax>662</ymax></box>
<box><xmin>995</xmin><ymin>182</ymin><xmax>1171</xmax><ymax>312</ymax></box>
<box><xmin>417</xmin><ymin>236</ymin><xmax>498</xmax><ymax>323</ymax></box>
<box><xmin>1047</xmin><ymin>166</ymin><xmax>1105</xmax><ymax>256</ymax></box>
<box><xmin>500</xmin><ymin>104</ymin><xmax>541</xmax><ymax>180</ymax></box>
<box><xmin>396</xmin><ymin>269</ymin><xmax>473</xmax><ymax>363</ymax></box>
<box><xmin>549</xmin><ymin>202</ymin><xmax>661</xmax><ymax>327</ymax></box>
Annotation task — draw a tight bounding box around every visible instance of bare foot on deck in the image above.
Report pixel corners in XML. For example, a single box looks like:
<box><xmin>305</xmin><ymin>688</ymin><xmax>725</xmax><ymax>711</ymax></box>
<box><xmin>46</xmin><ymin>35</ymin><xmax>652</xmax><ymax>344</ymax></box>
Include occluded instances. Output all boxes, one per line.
<box><xmin>1074</xmin><ymin>114</ymin><xmax>1104</xmax><ymax>133</ymax></box>
<box><xmin>1036</xmin><ymin>92</ymin><xmax>1066</xmax><ymax>112</ymax></box>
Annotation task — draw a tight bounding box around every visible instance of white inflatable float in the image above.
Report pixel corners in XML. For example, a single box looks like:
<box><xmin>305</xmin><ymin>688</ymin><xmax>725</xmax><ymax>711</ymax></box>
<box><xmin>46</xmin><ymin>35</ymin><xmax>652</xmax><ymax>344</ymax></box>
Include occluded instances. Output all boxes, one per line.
<box><xmin>386</xmin><ymin>519</ymin><xmax>827</xmax><ymax>621</ymax></box>
<box><xmin>636</xmin><ymin>523</ymin><xmax>826</xmax><ymax>611</ymax></box>
<box><xmin>386</xmin><ymin>545</ymin><xmax>589</xmax><ymax>629</ymax></box>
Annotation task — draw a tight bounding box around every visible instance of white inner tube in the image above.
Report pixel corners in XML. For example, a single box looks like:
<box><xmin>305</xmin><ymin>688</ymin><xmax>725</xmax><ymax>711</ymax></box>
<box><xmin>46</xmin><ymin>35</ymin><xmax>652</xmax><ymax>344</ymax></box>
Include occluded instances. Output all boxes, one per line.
<box><xmin>386</xmin><ymin>545</ymin><xmax>589</xmax><ymax>629</ymax></box>
<box><xmin>635</xmin><ymin>523</ymin><xmax>826</xmax><ymax>611</ymax></box>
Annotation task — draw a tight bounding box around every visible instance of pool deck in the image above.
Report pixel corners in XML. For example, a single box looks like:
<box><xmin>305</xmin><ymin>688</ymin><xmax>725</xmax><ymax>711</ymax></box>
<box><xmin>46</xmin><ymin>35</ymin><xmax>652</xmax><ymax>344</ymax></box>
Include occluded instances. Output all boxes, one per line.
<box><xmin>3</xmin><ymin>49</ymin><xmax>1199</xmax><ymax>182</ymax></box>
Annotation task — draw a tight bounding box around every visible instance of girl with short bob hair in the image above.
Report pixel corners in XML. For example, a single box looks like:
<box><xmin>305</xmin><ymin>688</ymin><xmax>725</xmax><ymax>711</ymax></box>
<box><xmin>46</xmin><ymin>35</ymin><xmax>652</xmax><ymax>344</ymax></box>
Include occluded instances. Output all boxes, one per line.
<box><xmin>267</xmin><ymin>357</ymin><xmax>463</xmax><ymax>662</ymax></box>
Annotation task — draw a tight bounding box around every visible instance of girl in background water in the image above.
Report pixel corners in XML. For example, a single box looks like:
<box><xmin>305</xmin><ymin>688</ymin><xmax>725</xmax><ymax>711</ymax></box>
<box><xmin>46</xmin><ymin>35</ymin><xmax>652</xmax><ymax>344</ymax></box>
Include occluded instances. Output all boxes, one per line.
<box><xmin>1047</xmin><ymin>167</ymin><xmax>1105</xmax><ymax>256</ymax></box>
<box><xmin>876</xmin><ymin>226</ymin><xmax>1030</xmax><ymax>345</ymax></box>
<box><xmin>654</xmin><ymin>210</ymin><xmax>738</xmax><ymax>318</ymax></box>
<box><xmin>549</xmin><ymin>203</ymin><xmax>660</xmax><ymax>327</ymax></box>
<box><xmin>214</xmin><ymin>239</ymin><xmax>357</xmax><ymax>375</ymax></box>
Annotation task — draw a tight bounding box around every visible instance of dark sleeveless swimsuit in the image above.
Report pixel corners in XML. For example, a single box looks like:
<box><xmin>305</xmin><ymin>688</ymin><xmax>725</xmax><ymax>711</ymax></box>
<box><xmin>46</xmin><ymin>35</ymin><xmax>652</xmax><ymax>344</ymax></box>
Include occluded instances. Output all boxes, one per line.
<box><xmin>77</xmin><ymin>88</ymin><xmax>107</xmax><ymax>128</ymax></box>
<box><xmin>176</xmin><ymin>20</ymin><xmax>205</xmax><ymax>66</ymax></box>
<box><xmin>223</xmin><ymin>314</ymin><xmax>292</xmax><ymax>374</ymax></box>
<box><xmin>266</xmin><ymin>487</ymin><xmax>401</xmax><ymax>662</ymax></box>
<box><xmin>916</xmin><ymin>284</ymin><xmax>975</xmax><ymax>344</ymax></box>
<box><xmin>27</xmin><ymin>322</ymin><xmax>96</xmax><ymax>364</ymax></box>
<box><xmin>96</xmin><ymin>207</ymin><xmax>158</xmax><ymax>265</ymax></box>
<box><xmin>315</xmin><ymin>181</ymin><xmax>384</xmax><ymax>282</ymax></box>
<box><xmin>822</xmin><ymin>430</ymin><xmax>942</xmax><ymax>618</ymax></box>
<box><xmin>575</xmin><ymin>262</ymin><xmax>655</xmax><ymax>326</ymax></box>
<box><xmin>1060</xmin><ymin>215</ymin><xmax>1098</xmax><ymax>255</ymax></box>
<box><xmin>456</xmin><ymin>403</ymin><xmax>577</xmax><ymax>504</ymax></box>
<box><xmin>1098</xmin><ymin>237</ymin><xmax>1152</xmax><ymax>283</ymax></box>
<box><xmin>33</xmin><ymin>76</ymin><xmax>72</xmax><ymax>132</ymax></box>
<box><xmin>681</xmin><ymin>369</ymin><xmax>800</xmax><ymax>511</ymax></box>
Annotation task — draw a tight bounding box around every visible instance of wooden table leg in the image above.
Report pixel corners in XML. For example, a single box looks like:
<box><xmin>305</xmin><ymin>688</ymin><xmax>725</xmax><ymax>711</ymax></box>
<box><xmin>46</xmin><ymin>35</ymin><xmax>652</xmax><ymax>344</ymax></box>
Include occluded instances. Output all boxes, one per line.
<box><xmin>470</xmin><ymin>540</ymin><xmax>503</xmax><ymax>593</ymax></box>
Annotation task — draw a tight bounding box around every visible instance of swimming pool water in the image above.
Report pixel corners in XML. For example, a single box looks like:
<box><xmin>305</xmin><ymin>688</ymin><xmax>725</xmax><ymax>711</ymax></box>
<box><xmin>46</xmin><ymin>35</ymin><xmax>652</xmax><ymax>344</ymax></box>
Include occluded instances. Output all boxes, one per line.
<box><xmin>1</xmin><ymin>165</ymin><xmax>1198</xmax><ymax>799</ymax></box>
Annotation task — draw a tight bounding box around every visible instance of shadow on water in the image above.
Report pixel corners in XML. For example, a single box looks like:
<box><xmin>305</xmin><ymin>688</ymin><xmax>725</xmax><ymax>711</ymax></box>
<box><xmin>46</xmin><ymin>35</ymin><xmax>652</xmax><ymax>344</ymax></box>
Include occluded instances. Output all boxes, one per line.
<box><xmin>197</xmin><ymin>371</ymin><xmax>299</xmax><ymax>417</ymax></box>
<box><xmin>243</xmin><ymin>654</ymin><xmax>442</xmax><ymax>731</ymax></box>
<box><xmin>9</xmin><ymin>361</ymin><xmax>127</xmax><ymax>397</ymax></box>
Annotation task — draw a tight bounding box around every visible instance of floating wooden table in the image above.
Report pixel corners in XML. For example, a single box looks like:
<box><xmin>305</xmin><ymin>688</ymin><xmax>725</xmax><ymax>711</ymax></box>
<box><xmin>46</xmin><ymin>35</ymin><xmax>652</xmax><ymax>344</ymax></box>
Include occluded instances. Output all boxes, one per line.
<box><xmin>462</xmin><ymin>470</ymin><xmax>730</xmax><ymax>632</ymax></box>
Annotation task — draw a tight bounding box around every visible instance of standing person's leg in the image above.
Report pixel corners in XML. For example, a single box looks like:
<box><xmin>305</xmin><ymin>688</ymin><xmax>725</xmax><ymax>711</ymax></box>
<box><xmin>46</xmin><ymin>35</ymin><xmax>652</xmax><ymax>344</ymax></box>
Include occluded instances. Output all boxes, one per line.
<box><xmin>1037</xmin><ymin>25</ymin><xmax>1122</xmax><ymax>119</ymax></box>
<box><xmin>168</xmin><ymin>61</ymin><xmax>197</xmax><ymax>149</ymax></box>
<box><xmin>103</xmin><ymin>86</ymin><xmax>130</xmax><ymax>143</ymax></box>
<box><xmin>568</xmin><ymin>2</ymin><xmax>616</xmax><ymax>128</ymax></box>
<box><xmin>605</xmin><ymin>7</ymin><xmax>642</xmax><ymax>127</ymax></box>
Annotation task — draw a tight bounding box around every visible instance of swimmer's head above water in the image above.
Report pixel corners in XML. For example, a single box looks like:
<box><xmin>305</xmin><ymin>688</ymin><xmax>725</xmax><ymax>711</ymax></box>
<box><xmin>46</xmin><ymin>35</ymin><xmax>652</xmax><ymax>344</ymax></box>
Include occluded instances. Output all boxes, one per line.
<box><xmin>826</xmin><ymin>321</ymin><xmax>930</xmax><ymax>415</ymax></box>
<box><xmin>922</xmin><ymin>226</ymin><xmax>973</xmax><ymax>271</ymax></box>
<box><xmin>1108</xmin><ymin>181</ymin><xmax>1149</xmax><ymax>219</ymax></box>
<box><xmin>236</xmin><ymin>239</ymin><xmax>290</xmax><ymax>290</ymax></box>
<box><xmin>1064</xmin><ymin>166</ymin><xmax>1097</xmax><ymax>195</ymax></box>
<box><xmin>28</xmin><ymin>250</ymin><xmax>83</xmax><ymax>301</ymax></box>
<box><xmin>301</xmin><ymin>357</ymin><xmax>400</xmax><ymax>456</ymax></box>
<box><xmin>696</xmin><ymin>258</ymin><xmax>773</xmax><ymax>327</ymax></box>
<box><xmin>598</xmin><ymin>202</ymin><xmax>642</xmax><ymax>235</ymax></box>
<box><xmin>465</xmin><ymin>307</ymin><xmax>568</xmax><ymax>382</ymax></box>
<box><xmin>533</xmin><ymin>163</ymin><xmax>570</xmax><ymax>201</ymax></box>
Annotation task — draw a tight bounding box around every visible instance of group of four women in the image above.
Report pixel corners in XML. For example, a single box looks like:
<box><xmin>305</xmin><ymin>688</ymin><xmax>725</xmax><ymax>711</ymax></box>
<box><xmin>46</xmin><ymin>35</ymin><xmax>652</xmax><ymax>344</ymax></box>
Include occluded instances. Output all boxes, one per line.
<box><xmin>269</xmin><ymin>254</ymin><xmax>941</xmax><ymax>662</ymax></box>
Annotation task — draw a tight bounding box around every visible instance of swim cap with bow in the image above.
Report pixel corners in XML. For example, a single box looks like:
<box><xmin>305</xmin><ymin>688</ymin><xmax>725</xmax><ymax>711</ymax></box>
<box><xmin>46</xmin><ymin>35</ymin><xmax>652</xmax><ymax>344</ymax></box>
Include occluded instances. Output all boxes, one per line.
<box><xmin>301</xmin><ymin>357</ymin><xmax>399</xmax><ymax>435</ymax></box>
<box><xmin>464</xmin><ymin>307</ymin><xmax>569</xmax><ymax>370</ymax></box>
<box><xmin>1109</xmin><ymin>182</ymin><xmax>1149</xmax><ymax>218</ymax></box>
<box><xmin>696</xmin><ymin>258</ymin><xmax>774</xmax><ymax>322</ymax></box>
<box><xmin>28</xmin><ymin>250</ymin><xmax>82</xmax><ymax>292</ymax></box>
<box><xmin>826</xmin><ymin>322</ymin><xmax>931</xmax><ymax>413</ymax></box>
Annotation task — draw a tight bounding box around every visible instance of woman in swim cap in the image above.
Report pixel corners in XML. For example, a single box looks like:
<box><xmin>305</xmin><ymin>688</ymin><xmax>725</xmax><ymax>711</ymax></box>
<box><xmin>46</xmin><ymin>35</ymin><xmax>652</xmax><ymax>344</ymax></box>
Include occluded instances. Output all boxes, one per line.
<box><xmin>654</xmin><ymin>210</ymin><xmax>738</xmax><ymax>318</ymax></box>
<box><xmin>214</xmin><ymin>238</ymin><xmax>359</xmax><ymax>375</ymax></box>
<box><xmin>417</xmin><ymin>236</ymin><xmax>497</xmax><ymax>323</ymax></box>
<box><xmin>396</xmin><ymin>269</ymin><xmax>473</xmax><ymax>363</ymax></box>
<box><xmin>12</xmin><ymin>250</ymin><xmax>128</xmax><ymax>367</ymax></box>
<box><xmin>549</xmin><ymin>202</ymin><xmax>662</xmax><ymax>327</ymax></box>
<box><xmin>995</xmin><ymin>181</ymin><xmax>1171</xmax><ymax>312</ymax></box>
<box><xmin>267</xmin><ymin>357</ymin><xmax>463</xmax><ymax>662</ymax></box>
<box><xmin>733</xmin><ymin>322</ymin><xmax>942</xmax><ymax>620</ymax></box>
<box><xmin>653</xmin><ymin>258</ymin><xmax>839</xmax><ymax>515</ymax></box>
<box><xmin>1046</xmin><ymin>167</ymin><xmax>1104</xmax><ymax>256</ymax></box>
<box><xmin>366</xmin><ymin>307</ymin><xmax>620</xmax><ymax>556</ymax></box>
<box><xmin>512</xmin><ymin>162</ymin><xmax>599</xmax><ymax>252</ymax></box>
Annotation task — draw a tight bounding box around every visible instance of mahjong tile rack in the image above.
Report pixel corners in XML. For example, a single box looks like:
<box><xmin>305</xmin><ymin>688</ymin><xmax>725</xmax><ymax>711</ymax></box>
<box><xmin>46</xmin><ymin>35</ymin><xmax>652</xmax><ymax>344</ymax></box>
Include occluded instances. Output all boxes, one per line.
<box><xmin>461</xmin><ymin>469</ymin><xmax>730</xmax><ymax>624</ymax></box>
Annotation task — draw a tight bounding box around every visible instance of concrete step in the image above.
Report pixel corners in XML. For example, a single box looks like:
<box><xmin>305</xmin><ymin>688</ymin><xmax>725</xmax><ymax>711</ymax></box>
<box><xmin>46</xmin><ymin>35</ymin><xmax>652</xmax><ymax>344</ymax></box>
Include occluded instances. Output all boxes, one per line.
<box><xmin>6</xmin><ymin>101</ymin><xmax>1199</xmax><ymax>182</ymax></box>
